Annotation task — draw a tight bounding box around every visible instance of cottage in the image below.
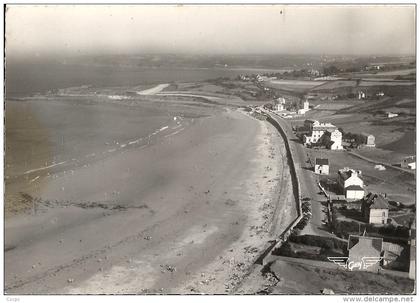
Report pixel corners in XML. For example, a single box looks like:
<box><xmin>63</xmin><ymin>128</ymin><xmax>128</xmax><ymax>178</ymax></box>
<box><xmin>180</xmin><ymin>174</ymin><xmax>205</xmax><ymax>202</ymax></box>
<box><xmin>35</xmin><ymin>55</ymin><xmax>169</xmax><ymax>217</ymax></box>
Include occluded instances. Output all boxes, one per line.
<box><xmin>325</xmin><ymin>129</ymin><xmax>343</xmax><ymax>150</ymax></box>
<box><xmin>314</xmin><ymin>158</ymin><xmax>329</xmax><ymax>175</ymax></box>
<box><xmin>361</xmin><ymin>133</ymin><xmax>375</xmax><ymax>147</ymax></box>
<box><xmin>361</xmin><ymin>193</ymin><xmax>389</xmax><ymax>225</ymax></box>
<box><xmin>401</xmin><ymin>156</ymin><xmax>416</xmax><ymax>170</ymax></box>
<box><xmin>387</xmin><ymin>112</ymin><xmax>398</xmax><ymax>118</ymax></box>
<box><xmin>337</xmin><ymin>168</ymin><xmax>364</xmax><ymax>200</ymax></box>
<box><xmin>277</xmin><ymin>97</ymin><xmax>286</xmax><ymax>104</ymax></box>
<box><xmin>274</xmin><ymin>103</ymin><xmax>285</xmax><ymax>111</ymax></box>
<box><xmin>347</xmin><ymin>235</ymin><xmax>383</xmax><ymax>272</ymax></box>
<box><xmin>345</xmin><ymin>185</ymin><xmax>365</xmax><ymax>200</ymax></box>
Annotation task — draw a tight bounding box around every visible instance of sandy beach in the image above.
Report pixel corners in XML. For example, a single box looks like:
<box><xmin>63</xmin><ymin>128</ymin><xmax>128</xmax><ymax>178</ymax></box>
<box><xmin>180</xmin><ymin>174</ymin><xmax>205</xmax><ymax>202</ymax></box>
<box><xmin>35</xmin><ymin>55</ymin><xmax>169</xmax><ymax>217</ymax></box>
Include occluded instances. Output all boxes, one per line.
<box><xmin>5</xmin><ymin>101</ymin><xmax>294</xmax><ymax>294</ymax></box>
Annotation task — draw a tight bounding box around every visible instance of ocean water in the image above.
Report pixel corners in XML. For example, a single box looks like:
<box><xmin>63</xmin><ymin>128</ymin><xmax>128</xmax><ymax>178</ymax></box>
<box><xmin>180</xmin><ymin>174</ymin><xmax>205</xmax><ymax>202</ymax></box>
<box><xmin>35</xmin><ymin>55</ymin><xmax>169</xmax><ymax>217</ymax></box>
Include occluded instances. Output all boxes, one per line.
<box><xmin>6</xmin><ymin>61</ymin><xmax>282</xmax><ymax>98</ymax></box>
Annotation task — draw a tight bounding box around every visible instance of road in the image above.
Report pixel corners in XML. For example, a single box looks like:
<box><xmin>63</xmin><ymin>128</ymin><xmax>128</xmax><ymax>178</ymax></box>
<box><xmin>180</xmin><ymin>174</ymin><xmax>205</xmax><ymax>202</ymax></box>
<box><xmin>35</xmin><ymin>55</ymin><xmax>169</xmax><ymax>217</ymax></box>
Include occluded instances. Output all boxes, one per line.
<box><xmin>267</xmin><ymin>112</ymin><xmax>331</xmax><ymax>237</ymax></box>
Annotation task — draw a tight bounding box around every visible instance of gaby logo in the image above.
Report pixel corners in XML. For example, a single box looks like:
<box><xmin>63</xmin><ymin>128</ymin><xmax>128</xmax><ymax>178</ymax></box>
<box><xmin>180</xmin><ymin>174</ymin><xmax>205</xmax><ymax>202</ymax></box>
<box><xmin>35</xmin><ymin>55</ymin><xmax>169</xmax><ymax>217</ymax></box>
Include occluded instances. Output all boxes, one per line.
<box><xmin>327</xmin><ymin>257</ymin><xmax>383</xmax><ymax>271</ymax></box>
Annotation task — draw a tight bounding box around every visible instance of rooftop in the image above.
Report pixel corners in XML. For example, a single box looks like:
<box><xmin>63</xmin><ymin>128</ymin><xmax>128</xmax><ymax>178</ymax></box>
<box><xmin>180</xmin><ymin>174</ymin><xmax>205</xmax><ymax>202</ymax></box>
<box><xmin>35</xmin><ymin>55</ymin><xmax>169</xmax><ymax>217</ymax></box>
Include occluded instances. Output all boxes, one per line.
<box><xmin>346</xmin><ymin>185</ymin><xmax>364</xmax><ymax>191</ymax></box>
<box><xmin>338</xmin><ymin>168</ymin><xmax>361</xmax><ymax>181</ymax></box>
<box><xmin>315</xmin><ymin>158</ymin><xmax>329</xmax><ymax>165</ymax></box>
<box><xmin>348</xmin><ymin>235</ymin><xmax>383</xmax><ymax>253</ymax></box>
<box><xmin>365</xmin><ymin>193</ymin><xmax>389</xmax><ymax>209</ymax></box>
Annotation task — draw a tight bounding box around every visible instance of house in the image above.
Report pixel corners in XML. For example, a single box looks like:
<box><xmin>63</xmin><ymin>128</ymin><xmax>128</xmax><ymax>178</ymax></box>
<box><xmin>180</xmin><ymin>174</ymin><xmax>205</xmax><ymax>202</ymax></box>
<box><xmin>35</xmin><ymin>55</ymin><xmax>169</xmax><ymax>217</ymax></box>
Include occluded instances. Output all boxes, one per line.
<box><xmin>337</xmin><ymin>168</ymin><xmax>364</xmax><ymax>200</ymax></box>
<box><xmin>361</xmin><ymin>193</ymin><xmax>389</xmax><ymax>225</ymax></box>
<box><xmin>387</xmin><ymin>112</ymin><xmax>398</xmax><ymax>118</ymax></box>
<box><xmin>347</xmin><ymin>235</ymin><xmax>383</xmax><ymax>272</ymax></box>
<box><xmin>409</xmin><ymin>219</ymin><xmax>416</xmax><ymax>280</ymax></box>
<box><xmin>358</xmin><ymin>91</ymin><xmax>366</xmax><ymax>100</ymax></box>
<box><xmin>303</xmin><ymin>120</ymin><xmax>338</xmax><ymax>146</ymax></box>
<box><xmin>314</xmin><ymin>158</ymin><xmax>329</xmax><ymax>175</ymax></box>
<box><xmin>401</xmin><ymin>156</ymin><xmax>416</xmax><ymax>170</ymax></box>
<box><xmin>345</xmin><ymin>185</ymin><xmax>365</xmax><ymax>200</ymax></box>
<box><xmin>324</xmin><ymin>129</ymin><xmax>343</xmax><ymax>150</ymax></box>
<box><xmin>277</xmin><ymin>97</ymin><xmax>286</xmax><ymax>104</ymax></box>
<box><xmin>361</xmin><ymin>133</ymin><xmax>375</xmax><ymax>147</ymax></box>
<box><xmin>274</xmin><ymin>103</ymin><xmax>284</xmax><ymax>111</ymax></box>
<box><xmin>376</xmin><ymin>91</ymin><xmax>385</xmax><ymax>97</ymax></box>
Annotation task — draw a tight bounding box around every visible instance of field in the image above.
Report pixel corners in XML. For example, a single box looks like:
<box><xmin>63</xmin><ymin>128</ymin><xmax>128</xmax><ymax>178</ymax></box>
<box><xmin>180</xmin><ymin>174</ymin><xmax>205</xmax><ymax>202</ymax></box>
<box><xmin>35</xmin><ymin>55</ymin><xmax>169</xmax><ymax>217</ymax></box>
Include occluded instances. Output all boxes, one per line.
<box><xmin>264</xmin><ymin>79</ymin><xmax>325</xmax><ymax>92</ymax></box>
<box><xmin>309</xmin><ymin>149</ymin><xmax>415</xmax><ymax>204</ymax></box>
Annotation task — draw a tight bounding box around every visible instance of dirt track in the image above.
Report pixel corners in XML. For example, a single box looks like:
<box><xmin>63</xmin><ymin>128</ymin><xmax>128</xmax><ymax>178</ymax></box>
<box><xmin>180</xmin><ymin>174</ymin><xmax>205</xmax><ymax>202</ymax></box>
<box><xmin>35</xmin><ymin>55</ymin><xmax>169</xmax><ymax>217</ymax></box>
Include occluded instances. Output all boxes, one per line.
<box><xmin>5</xmin><ymin>109</ymin><xmax>294</xmax><ymax>294</ymax></box>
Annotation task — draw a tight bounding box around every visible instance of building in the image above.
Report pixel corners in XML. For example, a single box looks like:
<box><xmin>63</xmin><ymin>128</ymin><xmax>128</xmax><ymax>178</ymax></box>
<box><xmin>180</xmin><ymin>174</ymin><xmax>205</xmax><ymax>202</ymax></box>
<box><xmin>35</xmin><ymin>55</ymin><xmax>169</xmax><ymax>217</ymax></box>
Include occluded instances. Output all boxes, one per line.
<box><xmin>277</xmin><ymin>97</ymin><xmax>286</xmax><ymax>104</ymax></box>
<box><xmin>324</xmin><ymin>129</ymin><xmax>343</xmax><ymax>150</ymax></box>
<box><xmin>361</xmin><ymin>193</ymin><xmax>389</xmax><ymax>225</ymax></box>
<box><xmin>347</xmin><ymin>235</ymin><xmax>383</xmax><ymax>272</ymax></box>
<box><xmin>303</xmin><ymin>120</ymin><xmax>338</xmax><ymax>146</ymax></box>
<box><xmin>361</xmin><ymin>133</ymin><xmax>375</xmax><ymax>147</ymax></box>
<box><xmin>274</xmin><ymin>103</ymin><xmax>284</xmax><ymax>111</ymax></box>
<box><xmin>387</xmin><ymin>112</ymin><xmax>398</xmax><ymax>118</ymax></box>
<box><xmin>314</xmin><ymin>158</ymin><xmax>329</xmax><ymax>175</ymax></box>
<box><xmin>401</xmin><ymin>156</ymin><xmax>416</xmax><ymax>170</ymax></box>
<box><xmin>345</xmin><ymin>185</ymin><xmax>365</xmax><ymax>200</ymax></box>
<box><xmin>337</xmin><ymin>168</ymin><xmax>364</xmax><ymax>200</ymax></box>
<box><xmin>358</xmin><ymin>91</ymin><xmax>366</xmax><ymax>99</ymax></box>
<box><xmin>409</xmin><ymin>219</ymin><xmax>416</xmax><ymax>280</ymax></box>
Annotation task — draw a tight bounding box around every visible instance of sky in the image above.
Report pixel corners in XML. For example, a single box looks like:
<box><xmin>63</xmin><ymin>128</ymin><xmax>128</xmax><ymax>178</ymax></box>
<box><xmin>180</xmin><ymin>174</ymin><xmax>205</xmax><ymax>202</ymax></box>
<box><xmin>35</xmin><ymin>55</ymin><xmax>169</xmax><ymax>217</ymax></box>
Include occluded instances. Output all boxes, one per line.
<box><xmin>5</xmin><ymin>5</ymin><xmax>416</xmax><ymax>58</ymax></box>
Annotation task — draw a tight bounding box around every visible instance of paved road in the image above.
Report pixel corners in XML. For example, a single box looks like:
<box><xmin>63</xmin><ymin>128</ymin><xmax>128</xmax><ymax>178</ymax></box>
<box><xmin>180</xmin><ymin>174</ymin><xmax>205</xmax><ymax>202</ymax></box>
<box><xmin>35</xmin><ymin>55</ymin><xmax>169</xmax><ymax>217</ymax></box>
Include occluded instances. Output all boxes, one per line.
<box><xmin>268</xmin><ymin>112</ymin><xmax>331</xmax><ymax>237</ymax></box>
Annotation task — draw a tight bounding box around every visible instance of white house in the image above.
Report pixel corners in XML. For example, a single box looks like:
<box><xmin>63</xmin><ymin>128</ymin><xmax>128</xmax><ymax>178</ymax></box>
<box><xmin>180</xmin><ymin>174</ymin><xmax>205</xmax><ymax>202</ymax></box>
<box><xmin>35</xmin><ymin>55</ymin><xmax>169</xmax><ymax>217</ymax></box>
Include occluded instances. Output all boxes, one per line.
<box><xmin>345</xmin><ymin>185</ymin><xmax>365</xmax><ymax>200</ymax></box>
<box><xmin>297</xmin><ymin>100</ymin><xmax>310</xmax><ymax>115</ymax></box>
<box><xmin>303</xmin><ymin>120</ymin><xmax>338</xmax><ymax>146</ymax></box>
<box><xmin>387</xmin><ymin>112</ymin><xmax>399</xmax><ymax>118</ymax></box>
<box><xmin>358</xmin><ymin>91</ymin><xmax>366</xmax><ymax>99</ymax></box>
<box><xmin>277</xmin><ymin>97</ymin><xmax>286</xmax><ymax>104</ymax></box>
<box><xmin>314</xmin><ymin>158</ymin><xmax>329</xmax><ymax>175</ymax></box>
<box><xmin>326</xmin><ymin>129</ymin><xmax>343</xmax><ymax>150</ymax></box>
<box><xmin>337</xmin><ymin>168</ymin><xmax>364</xmax><ymax>200</ymax></box>
<box><xmin>274</xmin><ymin>103</ymin><xmax>285</xmax><ymax>111</ymax></box>
<box><xmin>361</xmin><ymin>133</ymin><xmax>375</xmax><ymax>147</ymax></box>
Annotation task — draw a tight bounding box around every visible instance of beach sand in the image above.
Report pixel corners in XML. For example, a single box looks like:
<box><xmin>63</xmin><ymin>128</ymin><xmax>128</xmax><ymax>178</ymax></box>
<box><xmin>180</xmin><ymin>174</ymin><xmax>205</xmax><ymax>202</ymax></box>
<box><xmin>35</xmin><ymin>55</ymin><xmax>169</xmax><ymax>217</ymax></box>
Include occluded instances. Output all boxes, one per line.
<box><xmin>5</xmin><ymin>103</ymin><xmax>294</xmax><ymax>294</ymax></box>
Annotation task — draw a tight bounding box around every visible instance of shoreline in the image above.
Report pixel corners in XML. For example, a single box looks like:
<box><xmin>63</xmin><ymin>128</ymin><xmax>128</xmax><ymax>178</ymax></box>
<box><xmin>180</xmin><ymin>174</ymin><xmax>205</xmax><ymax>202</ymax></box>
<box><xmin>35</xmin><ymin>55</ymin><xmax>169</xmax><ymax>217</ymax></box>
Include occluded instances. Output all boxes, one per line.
<box><xmin>5</xmin><ymin>108</ymin><xmax>295</xmax><ymax>294</ymax></box>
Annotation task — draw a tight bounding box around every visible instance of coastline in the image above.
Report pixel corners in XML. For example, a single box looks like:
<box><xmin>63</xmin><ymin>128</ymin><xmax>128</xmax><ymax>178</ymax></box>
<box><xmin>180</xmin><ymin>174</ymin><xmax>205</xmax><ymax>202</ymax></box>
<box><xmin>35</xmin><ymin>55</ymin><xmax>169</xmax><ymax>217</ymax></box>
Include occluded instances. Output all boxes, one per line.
<box><xmin>5</xmin><ymin>107</ymin><xmax>294</xmax><ymax>294</ymax></box>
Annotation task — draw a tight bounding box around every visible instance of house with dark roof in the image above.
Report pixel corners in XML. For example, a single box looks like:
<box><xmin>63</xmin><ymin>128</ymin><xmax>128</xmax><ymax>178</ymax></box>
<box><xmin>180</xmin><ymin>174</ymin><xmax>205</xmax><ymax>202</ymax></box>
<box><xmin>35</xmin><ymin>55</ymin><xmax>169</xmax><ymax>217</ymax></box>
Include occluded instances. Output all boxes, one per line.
<box><xmin>314</xmin><ymin>158</ymin><xmax>329</xmax><ymax>175</ymax></box>
<box><xmin>361</xmin><ymin>193</ymin><xmax>389</xmax><ymax>225</ymax></box>
<box><xmin>348</xmin><ymin>235</ymin><xmax>383</xmax><ymax>272</ymax></box>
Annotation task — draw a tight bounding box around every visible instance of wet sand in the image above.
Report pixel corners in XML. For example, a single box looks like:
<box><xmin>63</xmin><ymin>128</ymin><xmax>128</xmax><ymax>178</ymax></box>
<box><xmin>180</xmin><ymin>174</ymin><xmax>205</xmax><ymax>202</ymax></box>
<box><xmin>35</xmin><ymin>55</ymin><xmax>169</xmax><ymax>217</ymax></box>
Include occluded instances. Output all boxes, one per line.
<box><xmin>5</xmin><ymin>102</ymin><xmax>294</xmax><ymax>294</ymax></box>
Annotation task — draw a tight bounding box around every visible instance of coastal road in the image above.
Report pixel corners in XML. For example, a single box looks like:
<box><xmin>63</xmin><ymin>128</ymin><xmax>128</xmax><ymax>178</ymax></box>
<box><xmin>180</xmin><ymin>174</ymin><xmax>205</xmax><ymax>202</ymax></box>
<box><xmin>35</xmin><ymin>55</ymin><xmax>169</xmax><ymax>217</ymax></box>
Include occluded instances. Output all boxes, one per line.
<box><xmin>268</xmin><ymin>112</ymin><xmax>331</xmax><ymax>237</ymax></box>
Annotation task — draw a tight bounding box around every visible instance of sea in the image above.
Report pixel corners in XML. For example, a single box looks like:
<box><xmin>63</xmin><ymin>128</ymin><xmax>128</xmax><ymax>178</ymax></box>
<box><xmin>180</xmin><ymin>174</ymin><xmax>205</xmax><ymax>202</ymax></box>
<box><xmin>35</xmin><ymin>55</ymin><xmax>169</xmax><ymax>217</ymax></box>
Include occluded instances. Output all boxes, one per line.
<box><xmin>5</xmin><ymin>61</ymin><xmax>287</xmax><ymax>98</ymax></box>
